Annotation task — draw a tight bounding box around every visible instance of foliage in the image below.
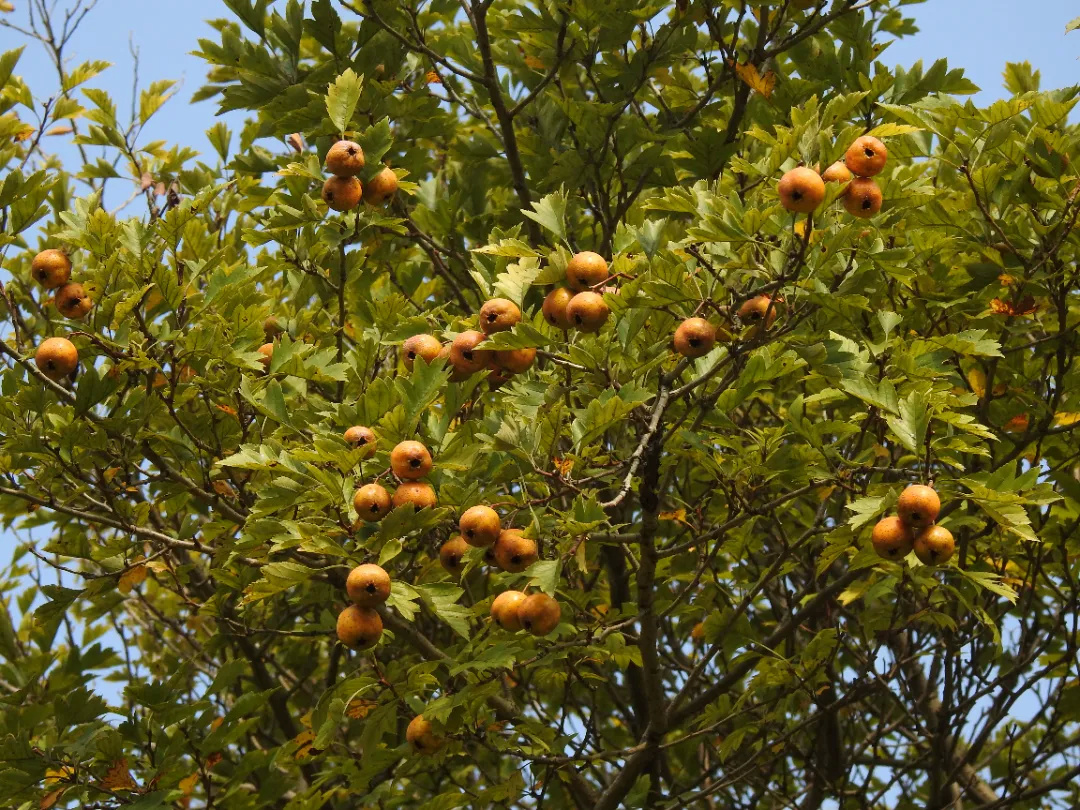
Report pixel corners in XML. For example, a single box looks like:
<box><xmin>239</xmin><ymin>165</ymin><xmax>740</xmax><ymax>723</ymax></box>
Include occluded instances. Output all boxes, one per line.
<box><xmin>1</xmin><ymin>1</ymin><xmax>1080</xmax><ymax>809</ymax></box>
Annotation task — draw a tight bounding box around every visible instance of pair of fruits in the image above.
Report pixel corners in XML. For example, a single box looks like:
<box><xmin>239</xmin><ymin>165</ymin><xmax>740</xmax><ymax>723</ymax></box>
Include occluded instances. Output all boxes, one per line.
<box><xmin>320</xmin><ymin>139</ymin><xmax>399</xmax><ymax>212</ymax></box>
<box><xmin>439</xmin><ymin>505</ymin><xmax>540</xmax><ymax>575</ymax></box>
<box><xmin>336</xmin><ymin>563</ymin><xmax>391</xmax><ymax>649</ymax></box>
<box><xmin>871</xmin><ymin>484</ymin><xmax>955</xmax><ymax>566</ymax></box>
<box><xmin>777</xmin><ymin>135</ymin><xmax>887</xmax><ymax>218</ymax></box>
<box><xmin>32</xmin><ymin>249</ymin><xmax>93</xmax><ymax>320</ymax></box>
<box><xmin>490</xmin><ymin>589</ymin><xmax>562</xmax><ymax>636</ymax></box>
<box><xmin>542</xmin><ymin>251</ymin><xmax>611</xmax><ymax>333</ymax></box>
<box><xmin>350</xmin><ymin>435</ymin><xmax>437</xmax><ymax>518</ymax></box>
<box><xmin>671</xmin><ymin>295</ymin><xmax>780</xmax><ymax>358</ymax></box>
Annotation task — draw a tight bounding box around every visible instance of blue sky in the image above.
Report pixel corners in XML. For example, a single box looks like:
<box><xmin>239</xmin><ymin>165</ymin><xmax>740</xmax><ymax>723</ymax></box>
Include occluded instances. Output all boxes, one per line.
<box><xmin>2</xmin><ymin>0</ymin><xmax>1077</xmax><ymax>175</ymax></box>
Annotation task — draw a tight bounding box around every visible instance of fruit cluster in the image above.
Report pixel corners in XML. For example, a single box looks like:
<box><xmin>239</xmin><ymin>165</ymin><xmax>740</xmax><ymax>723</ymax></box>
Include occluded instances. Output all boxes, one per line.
<box><xmin>542</xmin><ymin>251</ymin><xmax>611</xmax><ymax>333</ymax></box>
<box><xmin>350</xmin><ymin>435</ymin><xmax>438</xmax><ymax>518</ymax></box>
<box><xmin>29</xmin><ymin>248</ymin><xmax>93</xmax><ymax>382</ymax></box>
<box><xmin>336</xmin><ymin>562</ymin><xmax>390</xmax><ymax>649</ymax></box>
<box><xmin>320</xmin><ymin>138</ymin><xmax>400</xmax><ymax>212</ymax></box>
<box><xmin>777</xmin><ymin>134</ymin><xmax>888</xmax><ymax>218</ymax></box>
<box><xmin>871</xmin><ymin>484</ymin><xmax>955</xmax><ymax>566</ymax></box>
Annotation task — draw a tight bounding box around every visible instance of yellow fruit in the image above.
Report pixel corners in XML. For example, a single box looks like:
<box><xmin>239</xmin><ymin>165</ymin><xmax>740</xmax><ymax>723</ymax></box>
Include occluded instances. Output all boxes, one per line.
<box><xmin>325</xmin><ymin>140</ymin><xmax>366</xmax><ymax>176</ymax></box>
<box><xmin>346</xmin><ymin>563</ymin><xmax>391</xmax><ymax>607</ymax></box>
<box><xmin>777</xmin><ymin>167</ymin><xmax>826</xmax><ymax>213</ymax></box>
<box><xmin>336</xmin><ymin>605</ymin><xmax>383</xmax><ymax>649</ymax></box>
<box><xmin>491</xmin><ymin>590</ymin><xmax>528</xmax><ymax>630</ymax></box>
<box><xmin>517</xmin><ymin>593</ymin><xmax>561</xmax><ymax>636</ymax></box>
<box><xmin>34</xmin><ymin>337</ymin><xmax>78</xmax><ymax>380</ymax></box>
<box><xmin>31</xmin><ymin>249</ymin><xmax>71</xmax><ymax>289</ymax></box>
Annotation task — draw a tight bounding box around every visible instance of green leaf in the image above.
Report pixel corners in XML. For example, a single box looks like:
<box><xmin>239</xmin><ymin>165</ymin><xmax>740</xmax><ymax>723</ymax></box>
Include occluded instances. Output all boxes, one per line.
<box><xmin>493</xmin><ymin>257</ymin><xmax>542</xmax><ymax>305</ymax></box>
<box><xmin>525</xmin><ymin>560</ymin><xmax>560</xmax><ymax>595</ymax></box>
<box><xmin>241</xmin><ymin>561</ymin><xmax>318</xmax><ymax>603</ymax></box>
<box><xmin>326</xmin><ymin>68</ymin><xmax>363</xmax><ymax>134</ymax></box>
<box><xmin>522</xmin><ymin>190</ymin><xmax>568</xmax><ymax>242</ymax></box>
<box><xmin>417</xmin><ymin>583</ymin><xmax>471</xmax><ymax>638</ymax></box>
<box><xmin>958</xmin><ymin>569</ymin><xmax>1019</xmax><ymax>604</ymax></box>
<box><xmin>838</xmin><ymin>377</ymin><xmax>898</xmax><ymax>415</ymax></box>
<box><xmin>885</xmin><ymin>392</ymin><xmax>930</xmax><ymax>453</ymax></box>
<box><xmin>845</xmin><ymin>495</ymin><xmax>885</xmax><ymax>530</ymax></box>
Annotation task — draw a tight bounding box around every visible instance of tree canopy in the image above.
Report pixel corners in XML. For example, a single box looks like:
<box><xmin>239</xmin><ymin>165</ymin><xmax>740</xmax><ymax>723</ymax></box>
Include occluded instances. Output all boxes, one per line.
<box><xmin>2</xmin><ymin>1</ymin><xmax>1080</xmax><ymax>808</ymax></box>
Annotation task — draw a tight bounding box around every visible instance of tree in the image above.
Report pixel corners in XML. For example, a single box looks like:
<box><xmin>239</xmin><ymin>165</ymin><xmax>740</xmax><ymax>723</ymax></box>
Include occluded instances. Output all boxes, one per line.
<box><xmin>1</xmin><ymin>0</ymin><xmax>1079</xmax><ymax>807</ymax></box>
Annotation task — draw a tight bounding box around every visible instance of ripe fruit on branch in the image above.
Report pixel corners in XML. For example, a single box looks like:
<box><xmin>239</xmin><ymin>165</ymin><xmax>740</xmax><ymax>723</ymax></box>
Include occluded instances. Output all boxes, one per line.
<box><xmin>871</xmin><ymin>516</ymin><xmax>914</xmax><ymax>560</ymax></box>
<box><xmin>493</xmin><ymin>347</ymin><xmax>536</xmax><ymax>374</ymax></box>
<box><xmin>479</xmin><ymin>298</ymin><xmax>521</xmax><ymax>334</ymax></box>
<box><xmin>322</xmin><ymin>176</ymin><xmax>362</xmax><ymax>211</ymax></box>
<box><xmin>844</xmin><ymin>135</ymin><xmax>888</xmax><ymax>177</ymax></box>
<box><xmin>393</xmin><ymin>481</ymin><xmax>437</xmax><ymax>509</ymax></box>
<box><xmin>353</xmin><ymin>483</ymin><xmax>392</xmax><ymax>521</ymax></box>
<box><xmin>493</xmin><ymin>529</ymin><xmax>538</xmax><ymax>573</ymax></box>
<box><xmin>449</xmin><ymin>330</ymin><xmax>488</xmax><ymax>375</ymax></box>
<box><xmin>31</xmin><ymin>249</ymin><xmax>71</xmax><ymax>289</ymax></box>
<box><xmin>258</xmin><ymin>343</ymin><xmax>275</xmax><ymax>367</ymax></box>
<box><xmin>391</xmin><ymin>440</ymin><xmax>433</xmax><ymax>480</ymax></box>
<box><xmin>542</xmin><ymin>287</ymin><xmax>574</xmax><ymax>329</ymax></box>
<box><xmin>822</xmin><ymin>161</ymin><xmax>853</xmax><ymax>183</ymax></box>
<box><xmin>336</xmin><ymin>605</ymin><xmax>383</xmax><ymax>649</ymax></box>
<box><xmin>737</xmin><ymin>295</ymin><xmax>778</xmax><ymax>330</ymax></box>
<box><xmin>346</xmin><ymin>563</ymin><xmax>391</xmax><ymax>607</ymax></box>
<box><xmin>54</xmin><ymin>282</ymin><xmax>92</xmax><ymax>319</ymax></box>
<box><xmin>565</xmin><ymin>251</ymin><xmax>608</xmax><ymax>292</ymax></box>
<box><xmin>34</xmin><ymin>337</ymin><xmax>78</xmax><ymax>380</ymax></box>
<box><xmin>566</xmin><ymin>291</ymin><xmax>609</xmax><ymax>333</ymax></box>
<box><xmin>363</xmin><ymin>166</ymin><xmax>398</xmax><ymax>205</ymax></box>
<box><xmin>914</xmin><ymin>525</ymin><xmax>955</xmax><ymax>566</ymax></box>
<box><xmin>440</xmin><ymin>535</ymin><xmax>470</xmax><ymax>575</ymax></box>
<box><xmin>344</xmin><ymin>425</ymin><xmax>377</xmax><ymax>457</ymax></box>
<box><xmin>402</xmin><ymin>334</ymin><xmax>442</xmax><ymax>370</ymax></box>
<box><xmin>491</xmin><ymin>590</ymin><xmax>528</xmax><ymax>630</ymax></box>
<box><xmin>518</xmin><ymin>593</ymin><xmax>561</xmax><ymax>636</ymax></box>
<box><xmin>406</xmin><ymin>715</ymin><xmax>443</xmax><ymax>754</ymax></box>
<box><xmin>325</xmin><ymin>140</ymin><xmax>365</xmax><ymax>176</ymax></box>
<box><xmin>673</xmin><ymin>317</ymin><xmax>717</xmax><ymax>358</ymax></box>
<box><xmin>843</xmin><ymin>177</ymin><xmax>883</xmax><ymax>218</ymax></box>
<box><xmin>897</xmin><ymin>484</ymin><xmax>940</xmax><ymax>531</ymax></box>
<box><xmin>777</xmin><ymin>166</ymin><xmax>826</xmax><ymax>213</ymax></box>
<box><xmin>460</xmin><ymin>505</ymin><xmax>501</xmax><ymax>547</ymax></box>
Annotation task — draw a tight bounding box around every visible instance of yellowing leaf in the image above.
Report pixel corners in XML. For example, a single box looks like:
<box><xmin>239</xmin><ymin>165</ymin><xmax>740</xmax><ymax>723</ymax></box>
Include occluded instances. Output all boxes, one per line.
<box><xmin>118</xmin><ymin>564</ymin><xmax>147</xmax><ymax>594</ymax></box>
<box><xmin>45</xmin><ymin>767</ymin><xmax>74</xmax><ymax>786</ymax></box>
<box><xmin>45</xmin><ymin>125</ymin><xmax>73</xmax><ymax>136</ymax></box>
<box><xmin>967</xmin><ymin>367</ymin><xmax>987</xmax><ymax>398</ymax></box>
<box><xmin>13</xmin><ymin>123</ymin><xmax>35</xmax><ymax>141</ymax></box>
<box><xmin>40</xmin><ymin>789</ymin><xmax>65</xmax><ymax>809</ymax></box>
<box><xmin>211</xmin><ymin>480</ymin><xmax>237</xmax><ymax>498</ymax></box>
<box><xmin>1004</xmin><ymin>413</ymin><xmax>1029</xmax><ymax>433</ymax></box>
<box><xmin>100</xmin><ymin>759</ymin><xmax>136</xmax><ymax>791</ymax></box>
<box><xmin>1054</xmin><ymin>412</ymin><xmax>1080</xmax><ymax>427</ymax></box>
<box><xmin>347</xmin><ymin>698</ymin><xmax>377</xmax><ymax>719</ymax></box>
<box><xmin>293</xmin><ymin>730</ymin><xmax>316</xmax><ymax>760</ymax></box>
<box><xmin>524</xmin><ymin>55</ymin><xmax>546</xmax><ymax>70</ymax></box>
<box><xmin>178</xmin><ymin>773</ymin><xmax>199</xmax><ymax>797</ymax></box>
<box><xmin>425</xmin><ymin>70</ymin><xmax>441</xmax><ymax>84</ymax></box>
<box><xmin>732</xmin><ymin>61</ymin><xmax>776</xmax><ymax>99</ymax></box>
<box><xmin>210</xmin><ymin>716</ymin><xmax>224</xmax><ymax>731</ymax></box>
<box><xmin>553</xmin><ymin>457</ymin><xmax>574</xmax><ymax>476</ymax></box>
<box><xmin>659</xmin><ymin>508</ymin><xmax>688</xmax><ymax>524</ymax></box>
